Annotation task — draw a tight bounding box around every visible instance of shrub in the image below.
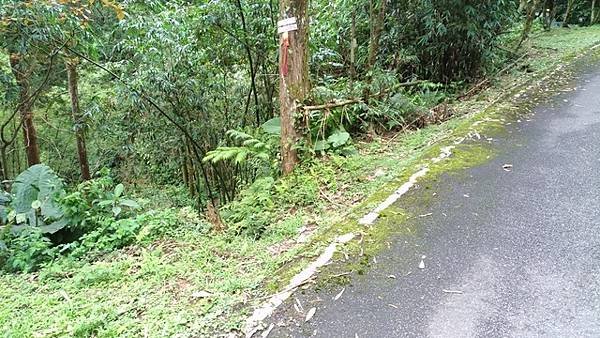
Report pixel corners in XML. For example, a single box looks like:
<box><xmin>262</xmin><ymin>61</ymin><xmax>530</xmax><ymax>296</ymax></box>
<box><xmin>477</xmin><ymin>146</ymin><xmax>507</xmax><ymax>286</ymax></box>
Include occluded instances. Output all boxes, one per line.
<box><xmin>0</xmin><ymin>226</ymin><xmax>56</xmax><ymax>272</ymax></box>
<box><xmin>386</xmin><ymin>0</ymin><xmax>517</xmax><ymax>82</ymax></box>
<box><xmin>0</xmin><ymin>167</ymin><xmax>143</xmax><ymax>272</ymax></box>
<box><xmin>8</xmin><ymin>164</ymin><xmax>66</xmax><ymax>234</ymax></box>
<box><xmin>220</xmin><ymin>177</ymin><xmax>275</xmax><ymax>238</ymax></box>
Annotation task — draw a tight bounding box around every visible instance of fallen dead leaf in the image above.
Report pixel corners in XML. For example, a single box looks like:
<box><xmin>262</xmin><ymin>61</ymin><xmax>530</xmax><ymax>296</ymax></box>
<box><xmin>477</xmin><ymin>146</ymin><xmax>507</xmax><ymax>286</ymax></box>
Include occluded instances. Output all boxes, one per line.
<box><xmin>333</xmin><ymin>288</ymin><xmax>345</xmax><ymax>301</ymax></box>
<box><xmin>261</xmin><ymin>323</ymin><xmax>275</xmax><ymax>338</ymax></box>
<box><xmin>294</xmin><ymin>297</ymin><xmax>304</xmax><ymax>312</ymax></box>
<box><xmin>59</xmin><ymin>290</ymin><xmax>71</xmax><ymax>303</ymax></box>
<box><xmin>305</xmin><ymin>307</ymin><xmax>316</xmax><ymax>322</ymax></box>
<box><xmin>191</xmin><ymin>290</ymin><xmax>213</xmax><ymax>299</ymax></box>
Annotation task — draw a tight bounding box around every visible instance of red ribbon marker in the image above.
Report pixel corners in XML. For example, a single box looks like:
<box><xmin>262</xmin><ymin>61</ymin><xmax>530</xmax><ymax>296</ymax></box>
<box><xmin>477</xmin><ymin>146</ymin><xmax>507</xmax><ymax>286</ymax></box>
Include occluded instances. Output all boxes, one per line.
<box><xmin>281</xmin><ymin>32</ymin><xmax>289</xmax><ymax>76</ymax></box>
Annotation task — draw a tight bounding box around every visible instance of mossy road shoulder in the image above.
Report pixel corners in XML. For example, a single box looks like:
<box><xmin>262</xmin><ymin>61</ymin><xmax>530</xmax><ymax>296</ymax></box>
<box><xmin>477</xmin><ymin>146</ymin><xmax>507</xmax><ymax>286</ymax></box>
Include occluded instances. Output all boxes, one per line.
<box><xmin>252</xmin><ymin>32</ymin><xmax>600</xmax><ymax>337</ymax></box>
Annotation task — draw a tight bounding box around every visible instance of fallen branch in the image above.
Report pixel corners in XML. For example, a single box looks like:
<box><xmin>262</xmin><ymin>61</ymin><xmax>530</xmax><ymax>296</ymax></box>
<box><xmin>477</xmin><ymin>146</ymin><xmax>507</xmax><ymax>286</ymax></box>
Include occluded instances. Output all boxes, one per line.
<box><xmin>302</xmin><ymin>99</ymin><xmax>362</xmax><ymax>111</ymax></box>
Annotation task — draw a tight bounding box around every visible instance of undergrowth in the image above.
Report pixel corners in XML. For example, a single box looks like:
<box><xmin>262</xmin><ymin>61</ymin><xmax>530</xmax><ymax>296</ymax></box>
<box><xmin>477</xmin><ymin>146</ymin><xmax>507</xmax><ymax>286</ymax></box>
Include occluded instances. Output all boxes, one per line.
<box><xmin>1</xmin><ymin>26</ymin><xmax>600</xmax><ymax>337</ymax></box>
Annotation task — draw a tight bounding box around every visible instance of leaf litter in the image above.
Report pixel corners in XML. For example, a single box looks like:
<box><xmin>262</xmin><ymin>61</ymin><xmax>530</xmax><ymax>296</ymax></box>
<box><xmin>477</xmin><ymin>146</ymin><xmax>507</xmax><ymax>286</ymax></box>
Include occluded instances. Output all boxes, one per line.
<box><xmin>305</xmin><ymin>307</ymin><xmax>316</xmax><ymax>322</ymax></box>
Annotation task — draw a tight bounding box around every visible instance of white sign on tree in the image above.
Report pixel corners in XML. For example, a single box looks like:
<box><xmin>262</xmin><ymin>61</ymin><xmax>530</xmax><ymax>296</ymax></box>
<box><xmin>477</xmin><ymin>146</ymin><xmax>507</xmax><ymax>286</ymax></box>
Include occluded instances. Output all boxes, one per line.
<box><xmin>277</xmin><ymin>17</ymin><xmax>297</xmax><ymax>34</ymax></box>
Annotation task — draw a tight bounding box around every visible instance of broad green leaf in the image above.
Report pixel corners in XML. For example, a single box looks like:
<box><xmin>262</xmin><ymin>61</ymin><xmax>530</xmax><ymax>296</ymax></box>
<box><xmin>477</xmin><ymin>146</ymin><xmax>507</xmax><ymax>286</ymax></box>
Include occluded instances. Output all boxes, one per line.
<box><xmin>40</xmin><ymin>218</ymin><xmax>69</xmax><ymax>234</ymax></box>
<box><xmin>314</xmin><ymin>140</ymin><xmax>330</xmax><ymax>151</ymax></box>
<box><xmin>97</xmin><ymin>200</ymin><xmax>114</xmax><ymax>207</ymax></box>
<box><xmin>12</xmin><ymin>164</ymin><xmax>64</xmax><ymax>220</ymax></box>
<box><xmin>261</xmin><ymin>117</ymin><xmax>281</xmax><ymax>135</ymax></box>
<box><xmin>119</xmin><ymin>199</ymin><xmax>140</xmax><ymax>209</ymax></box>
<box><xmin>112</xmin><ymin>206</ymin><xmax>122</xmax><ymax>217</ymax></box>
<box><xmin>114</xmin><ymin>183</ymin><xmax>125</xmax><ymax>198</ymax></box>
<box><xmin>31</xmin><ymin>200</ymin><xmax>42</xmax><ymax>210</ymax></box>
<box><xmin>327</xmin><ymin>131</ymin><xmax>351</xmax><ymax>148</ymax></box>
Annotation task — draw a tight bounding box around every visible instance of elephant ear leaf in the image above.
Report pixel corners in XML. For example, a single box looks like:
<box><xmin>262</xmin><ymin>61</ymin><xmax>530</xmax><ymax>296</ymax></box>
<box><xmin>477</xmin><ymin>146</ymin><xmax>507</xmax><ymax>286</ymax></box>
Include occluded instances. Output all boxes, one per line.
<box><xmin>327</xmin><ymin>130</ymin><xmax>350</xmax><ymax>148</ymax></box>
<box><xmin>11</xmin><ymin>164</ymin><xmax>65</xmax><ymax>222</ymax></box>
<box><xmin>40</xmin><ymin>218</ymin><xmax>69</xmax><ymax>234</ymax></box>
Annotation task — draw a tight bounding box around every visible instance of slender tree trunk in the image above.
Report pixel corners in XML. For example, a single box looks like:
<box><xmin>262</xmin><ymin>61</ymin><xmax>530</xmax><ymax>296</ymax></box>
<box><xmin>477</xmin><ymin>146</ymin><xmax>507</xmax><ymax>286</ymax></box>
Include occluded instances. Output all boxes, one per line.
<box><xmin>519</xmin><ymin>0</ymin><xmax>528</xmax><ymax>13</ymax></box>
<box><xmin>0</xmin><ymin>148</ymin><xmax>5</xmax><ymax>181</ymax></box>
<box><xmin>349</xmin><ymin>11</ymin><xmax>357</xmax><ymax>88</ymax></box>
<box><xmin>9</xmin><ymin>53</ymin><xmax>40</xmax><ymax>167</ymax></box>
<box><xmin>592</xmin><ymin>0</ymin><xmax>597</xmax><ymax>25</ymax></box>
<box><xmin>278</xmin><ymin>0</ymin><xmax>310</xmax><ymax>175</ymax></box>
<box><xmin>563</xmin><ymin>0</ymin><xmax>575</xmax><ymax>27</ymax></box>
<box><xmin>517</xmin><ymin>0</ymin><xmax>541</xmax><ymax>49</ymax></box>
<box><xmin>542</xmin><ymin>0</ymin><xmax>555</xmax><ymax>30</ymax></box>
<box><xmin>368</xmin><ymin>0</ymin><xmax>387</xmax><ymax>70</ymax></box>
<box><xmin>235</xmin><ymin>0</ymin><xmax>261</xmax><ymax>126</ymax></box>
<box><xmin>66</xmin><ymin>58</ymin><xmax>91</xmax><ymax>181</ymax></box>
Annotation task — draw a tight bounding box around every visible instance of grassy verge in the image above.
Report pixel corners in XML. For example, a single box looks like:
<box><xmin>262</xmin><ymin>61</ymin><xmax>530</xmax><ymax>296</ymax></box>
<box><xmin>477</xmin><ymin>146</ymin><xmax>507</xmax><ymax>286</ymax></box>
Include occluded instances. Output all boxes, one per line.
<box><xmin>2</xmin><ymin>26</ymin><xmax>600</xmax><ymax>337</ymax></box>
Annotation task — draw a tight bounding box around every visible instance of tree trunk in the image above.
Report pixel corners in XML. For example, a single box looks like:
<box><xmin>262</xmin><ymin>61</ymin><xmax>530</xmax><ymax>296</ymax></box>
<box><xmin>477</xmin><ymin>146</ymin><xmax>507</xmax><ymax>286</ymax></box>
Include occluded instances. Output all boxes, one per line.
<box><xmin>517</xmin><ymin>0</ymin><xmax>541</xmax><ymax>49</ymax></box>
<box><xmin>592</xmin><ymin>0</ymin><xmax>597</xmax><ymax>25</ymax></box>
<box><xmin>349</xmin><ymin>10</ymin><xmax>357</xmax><ymax>88</ymax></box>
<box><xmin>278</xmin><ymin>0</ymin><xmax>310</xmax><ymax>175</ymax></box>
<box><xmin>542</xmin><ymin>0</ymin><xmax>555</xmax><ymax>30</ymax></box>
<box><xmin>9</xmin><ymin>53</ymin><xmax>40</xmax><ymax>167</ymax></box>
<box><xmin>518</xmin><ymin>0</ymin><xmax>528</xmax><ymax>13</ymax></box>
<box><xmin>235</xmin><ymin>0</ymin><xmax>261</xmax><ymax>126</ymax></box>
<box><xmin>368</xmin><ymin>0</ymin><xmax>388</xmax><ymax>70</ymax></box>
<box><xmin>66</xmin><ymin>58</ymin><xmax>91</xmax><ymax>181</ymax></box>
<box><xmin>563</xmin><ymin>0</ymin><xmax>575</xmax><ymax>27</ymax></box>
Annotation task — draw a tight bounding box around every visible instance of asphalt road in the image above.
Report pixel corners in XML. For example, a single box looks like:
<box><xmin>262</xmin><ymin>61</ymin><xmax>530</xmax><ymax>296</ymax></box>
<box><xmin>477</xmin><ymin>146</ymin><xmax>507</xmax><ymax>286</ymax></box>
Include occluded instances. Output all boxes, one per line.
<box><xmin>266</xmin><ymin>65</ymin><xmax>600</xmax><ymax>337</ymax></box>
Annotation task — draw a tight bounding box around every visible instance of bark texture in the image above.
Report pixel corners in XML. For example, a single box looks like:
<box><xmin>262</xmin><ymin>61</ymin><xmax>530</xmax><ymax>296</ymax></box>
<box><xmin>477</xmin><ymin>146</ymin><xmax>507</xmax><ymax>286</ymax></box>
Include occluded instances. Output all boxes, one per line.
<box><xmin>66</xmin><ymin>59</ymin><xmax>91</xmax><ymax>181</ymax></box>
<box><xmin>368</xmin><ymin>0</ymin><xmax>387</xmax><ymax>70</ymax></box>
<box><xmin>278</xmin><ymin>0</ymin><xmax>310</xmax><ymax>175</ymax></box>
<box><xmin>9</xmin><ymin>53</ymin><xmax>40</xmax><ymax>167</ymax></box>
<box><xmin>563</xmin><ymin>0</ymin><xmax>575</xmax><ymax>27</ymax></box>
<box><xmin>517</xmin><ymin>0</ymin><xmax>541</xmax><ymax>49</ymax></box>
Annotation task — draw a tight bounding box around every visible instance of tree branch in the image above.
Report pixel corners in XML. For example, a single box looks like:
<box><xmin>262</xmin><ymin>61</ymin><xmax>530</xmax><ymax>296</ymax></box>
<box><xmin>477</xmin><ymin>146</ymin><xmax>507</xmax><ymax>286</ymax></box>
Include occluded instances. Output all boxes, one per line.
<box><xmin>64</xmin><ymin>46</ymin><xmax>217</xmax><ymax>203</ymax></box>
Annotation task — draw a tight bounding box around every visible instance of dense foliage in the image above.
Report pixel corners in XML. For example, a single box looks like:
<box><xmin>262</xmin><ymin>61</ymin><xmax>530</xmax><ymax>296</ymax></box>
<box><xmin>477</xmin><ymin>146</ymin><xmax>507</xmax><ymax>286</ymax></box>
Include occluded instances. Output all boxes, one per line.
<box><xmin>0</xmin><ymin>0</ymin><xmax>597</xmax><ymax>271</ymax></box>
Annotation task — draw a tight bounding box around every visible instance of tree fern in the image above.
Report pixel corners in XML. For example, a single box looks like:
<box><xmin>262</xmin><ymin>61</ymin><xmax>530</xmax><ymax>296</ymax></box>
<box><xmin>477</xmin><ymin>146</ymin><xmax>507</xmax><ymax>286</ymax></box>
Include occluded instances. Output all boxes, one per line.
<box><xmin>203</xmin><ymin>130</ymin><xmax>273</xmax><ymax>165</ymax></box>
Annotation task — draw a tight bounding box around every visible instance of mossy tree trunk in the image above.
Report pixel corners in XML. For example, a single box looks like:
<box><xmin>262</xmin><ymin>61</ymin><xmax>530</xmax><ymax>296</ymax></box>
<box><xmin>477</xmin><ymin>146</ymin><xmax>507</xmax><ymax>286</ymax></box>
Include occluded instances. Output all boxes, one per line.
<box><xmin>562</xmin><ymin>0</ymin><xmax>575</xmax><ymax>27</ymax></box>
<box><xmin>278</xmin><ymin>0</ymin><xmax>310</xmax><ymax>175</ymax></box>
<box><xmin>368</xmin><ymin>0</ymin><xmax>387</xmax><ymax>70</ymax></box>
<box><xmin>66</xmin><ymin>58</ymin><xmax>91</xmax><ymax>181</ymax></box>
<box><xmin>541</xmin><ymin>0</ymin><xmax>555</xmax><ymax>30</ymax></box>
<box><xmin>517</xmin><ymin>0</ymin><xmax>541</xmax><ymax>49</ymax></box>
<box><xmin>9</xmin><ymin>53</ymin><xmax>40</xmax><ymax>167</ymax></box>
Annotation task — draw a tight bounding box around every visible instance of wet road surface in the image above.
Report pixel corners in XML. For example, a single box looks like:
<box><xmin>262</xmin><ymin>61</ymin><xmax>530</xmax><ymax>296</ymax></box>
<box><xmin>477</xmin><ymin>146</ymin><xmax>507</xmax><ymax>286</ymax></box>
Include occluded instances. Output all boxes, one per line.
<box><xmin>266</xmin><ymin>65</ymin><xmax>600</xmax><ymax>337</ymax></box>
